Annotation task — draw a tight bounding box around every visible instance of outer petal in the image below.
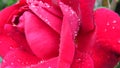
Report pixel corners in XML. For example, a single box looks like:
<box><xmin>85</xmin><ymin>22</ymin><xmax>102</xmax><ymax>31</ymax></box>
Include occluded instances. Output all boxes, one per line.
<box><xmin>1</xmin><ymin>49</ymin><xmax>39</xmax><ymax>67</ymax></box>
<box><xmin>58</xmin><ymin>2</ymin><xmax>80</xmax><ymax>68</ymax></box>
<box><xmin>71</xmin><ymin>50</ymin><xmax>94</xmax><ymax>68</ymax></box>
<box><xmin>4</xmin><ymin>24</ymin><xmax>32</xmax><ymax>53</ymax></box>
<box><xmin>24</xmin><ymin>11</ymin><xmax>60</xmax><ymax>59</ymax></box>
<box><xmin>95</xmin><ymin>8</ymin><xmax>120</xmax><ymax>54</ymax></box>
<box><xmin>90</xmin><ymin>43</ymin><xmax>119</xmax><ymax>68</ymax></box>
<box><xmin>0</xmin><ymin>35</ymin><xmax>18</xmax><ymax>57</ymax></box>
<box><xmin>30</xmin><ymin>57</ymin><xmax>58</xmax><ymax>68</ymax></box>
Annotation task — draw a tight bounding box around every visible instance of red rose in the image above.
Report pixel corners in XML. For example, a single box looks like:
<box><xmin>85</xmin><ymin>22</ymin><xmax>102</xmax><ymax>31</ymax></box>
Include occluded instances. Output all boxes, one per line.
<box><xmin>0</xmin><ymin>0</ymin><xmax>120</xmax><ymax>68</ymax></box>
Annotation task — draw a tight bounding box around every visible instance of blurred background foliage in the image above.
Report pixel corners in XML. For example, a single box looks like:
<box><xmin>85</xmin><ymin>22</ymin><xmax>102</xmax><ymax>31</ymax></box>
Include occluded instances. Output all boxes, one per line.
<box><xmin>0</xmin><ymin>0</ymin><xmax>120</xmax><ymax>68</ymax></box>
<box><xmin>0</xmin><ymin>0</ymin><xmax>17</xmax><ymax>10</ymax></box>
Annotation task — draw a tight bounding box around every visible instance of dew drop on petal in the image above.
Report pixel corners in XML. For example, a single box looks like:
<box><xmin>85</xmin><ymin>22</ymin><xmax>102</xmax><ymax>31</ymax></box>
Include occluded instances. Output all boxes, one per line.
<box><xmin>106</xmin><ymin>22</ymin><xmax>110</xmax><ymax>26</ymax></box>
<box><xmin>44</xmin><ymin>3</ymin><xmax>50</xmax><ymax>8</ymax></box>
<box><xmin>48</xmin><ymin>66</ymin><xmax>51</xmax><ymax>68</ymax></box>
<box><xmin>104</xmin><ymin>28</ymin><xmax>107</xmax><ymax>32</ymax></box>
<box><xmin>17</xmin><ymin>59</ymin><xmax>21</xmax><ymax>62</ymax></box>
<box><xmin>112</xmin><ymin>26</ymin><xmax>115</xmax><ymax>30</ymax></box>
<box><xmin>113</xmin><ymin>20</ymin><xmax>117</xmax><ymax>24</ymax></box>
<box><xmin>76</xmin><ymin>58</ymin><xmax>81</xmax><ymax>63</ymax></box>
<box><xmin>117</xmin><ymin>40</ymin><xmax>120</xmax><ymax>44</ymax></box>
<box><xmin>11</xmin><ymin>62</ymin><xmax>14</xmax><ymax>65</ymax></box>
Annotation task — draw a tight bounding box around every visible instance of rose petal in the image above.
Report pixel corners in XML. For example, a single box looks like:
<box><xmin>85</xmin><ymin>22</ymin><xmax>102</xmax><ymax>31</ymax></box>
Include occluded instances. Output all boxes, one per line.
<box><xmin>4</xmin><ymin>24</ymin><xmax>32</xmax><ymax>53</ymax></box>
<box><xmin>0</xmin><ymin>4</ymin><xmax>19</xmax><ymax>32</ymax></box>
<box><xmin>1</xmin><ymin>49</ymin><xmax>39</xmax><ymax>67</ymax></box>
<box><xmin>24</xmin><ymin>11</ymin><xmax>60</xmax><ymax>59</ymax></box>
<box><xmin>71</xmin><ymin>50</ymin><xmax>94</xmax><ymax>68</ymax></box>
<box><xmin>0</xmin><ymin>35</ymin><xmax>18</xmax><ymax>57</ymax></box>
<box><xmin>90</xmin><ymin>43</ymin><xmax>119</xmax><ymax>68</ymax></box>
<box><xmin>28</xmin><ymin>1</ymin><xmax>62</xmax><ymax>33</ymax></box>
<box><xmin>30</xmin><ymin>57</ymin><xmax>58</xmax><ymax>68</ymax></box>
<box><xmin>95</xmin><ymin>8</ymin><xmax>120</xmax><ymax>54</ymax></box>
<box><xmin>79</xmin><ymin>0</ymin><xmax>95</xmax><ymax>32</ymax></box>
<box><xmin>58</xmin><ymin>2</ymin><xmax>80</xmax><ymax>68</ymax></box>
<box><xmin>27</xmin><ymin>0</ymin><xmax>63</xmax><ymax>18</ymax></box>
<box><xmin>59</xmin><ymin>0</ymin><xmax>81</xmax><ymax>16</ymax></box>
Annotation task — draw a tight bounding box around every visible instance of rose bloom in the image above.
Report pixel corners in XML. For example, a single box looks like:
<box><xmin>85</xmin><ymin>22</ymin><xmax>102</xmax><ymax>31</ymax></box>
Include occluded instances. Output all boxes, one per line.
<box><xmin>0</xmin><ymin>0</ymin><xmax>120</xmax><ymax>68</ymax></box>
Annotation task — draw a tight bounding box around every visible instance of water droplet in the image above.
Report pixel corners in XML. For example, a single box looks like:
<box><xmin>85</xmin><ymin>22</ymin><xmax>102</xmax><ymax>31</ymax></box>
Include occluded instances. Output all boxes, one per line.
<box><xmin>17</xmin><ymin>59</ymin><xmax>21</xmax><ymax>62</ymax></box>
<box><xmin>40</xmin><ymin>60</ymin><xmax>45</xmax><ymax>63</ymax></box>
<box><xmin>112</xmin><ymin>26</ymin><xmax>115</xmax><ymax>29</ymax></box>
<box><xmin>113</xmin><ymin>20</ymin><xmax>117</xmax><ymax>24</ymax></box>
<box><xmin>48</xmin><ymin>66</ymin><xmax>51</xmax><ymax>68</ymax></box>
<box><xmin>76</xmin><ymin>58</ymin><xmax>81</xmax><ymax>63</ymax></box>
<box><xmin>11</xmin><ymin>62</ymin><xmax>14</xmax><ymax>65</ymax></box>
<box><xmin>104</xmin><ymin>28</ymin><xmax>107</xmax><ymax>32</ymax></box>
<box><xmin>118</xmin><ymin>40</ymin><xmax>120</xmax><ymax>44</ymax></box>
<box><xmin>106</xmin><ymin>22</ymin><xmax>110</xmax><ymax>26</ymax></box>
<box><xmin>3</xmin><ymin>59</ymin><xmax>6</xmax><ymax>63</ymax></box>
<box><xmin>44</xmin><ymin>3</ymin><xmax>50</xmax><ymax>8</ymax></box>
<box><xmin>9</xmin><ymin>46</ymin><xmax>13</xmax><ymax>49</ymax></box>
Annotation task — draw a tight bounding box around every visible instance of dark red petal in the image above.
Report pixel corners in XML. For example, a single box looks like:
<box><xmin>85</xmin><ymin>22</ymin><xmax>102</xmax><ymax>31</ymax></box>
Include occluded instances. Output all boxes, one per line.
<box><xmin>95</xmin><ymin>8</ymin><xmax>120</xmax><ymax>54</ymax></box>
<box><xmin>71</xmin><ymin>50</ymin><xmax>94</xmax><ymax>68</ymax></box>
<box><xmin>90</xmin><ymin>43</ymin><xmax>119</xmax><ymax>68</ymax></box>
<box><xmin>24</xmin><ymin>11</ymin><xmax>60</xmax><ymax>59</ymax></box>
<box><xmin>58</xmin><ymin>2</ymin><xmax>80</xmax><ymax>68</ymax></box>
<box><xmin>1</xmin><ymin>49</ymin><xmax>39</xmax><ymax>67</ymax></box>
<box><xmin>0</xmin><ymin>35</ymin><xmax>18</xmax><ymax>57</ymax></box>
<box><xmin>79</xmin><ymin>0</ymin><xmax>95</xmax><ymax>32</ymax></box>
<box><xmin>77</xmin><ymin>30</ymin><xmax>95</xmax><ymax>52</ymax></box>
<box><xmin>30</xmin><ymin>57</ymin><xmax>58</xmax><ymax>68</ymax></box>
<box><xmin>28</xmin><ymin>1</ymin><xmax>62</xmax><ymax>33</ymax></box>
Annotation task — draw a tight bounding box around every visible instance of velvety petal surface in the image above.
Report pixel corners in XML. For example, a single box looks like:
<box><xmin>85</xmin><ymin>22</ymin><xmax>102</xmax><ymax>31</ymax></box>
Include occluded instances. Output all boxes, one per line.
<box><xmin>58</xmin><ymin>2</ymin><xmax>80</xmax><ymax>68</ymax></box>
<box><xmin>71</xmin><ymin>50</ymin><xmax>94</xmax><ymax>68</ymax></box>
<box><xmin>4</xmin><ymin>24</ymin><xmax>32</xmax><ymax>53</ymax></box>
<box><xmin>24</xmin><ymin>11</ymin><xmax>60</xmax><ymax>59</ymax></box>
<box><xmin>95</xmin><ymin>8</ymin><xmax>120</xmax><ymax>54</ymax></box>
<box><xmin>28</xmin><ymin>0</ymin><xmax>62</xmax><ymax>33</ymax></box>
<box><xmin>1</xmin><ymin>49</ymin><xmax>39</xmax><ymax>67</ymax></box>
<box><xmin>0</xmin><ymin>35</ymin><xmax>18</xmax><ymax>57</ymax></box>
<box><xmin>79</xmin><ymin>0</ymin><xmax>95</xmax><ymax>32</ymax></box>
<box><xmin>30</xmin><ymin>57</ymin><xmax>58</xmax><ymax>68</ymax></box>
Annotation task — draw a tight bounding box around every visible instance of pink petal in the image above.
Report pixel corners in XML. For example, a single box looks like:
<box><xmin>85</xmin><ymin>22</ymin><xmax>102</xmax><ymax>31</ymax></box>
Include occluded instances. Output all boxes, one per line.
<box><xmin>24</xmin><ymin>11</ymin><xmax>60</xmax><ymax>59</ymax></box>
<box><xmin>58</xmin><ymin>2</ymin><xmax>80</xmax><ymax>68</ymax></box>
<box><xmin>1</xmin><ymin>49</ymin><xmax>39</xmax><ymax>67</ymax></box>
<box><xmin>95</xmin><ymin>8</ymin><xmax>120</xmax><ymax>54</ymax></box>
<box><xmin>28</xmin><ymin>1</ymin><xmax>62</xmax><ymax>33</ymax></box>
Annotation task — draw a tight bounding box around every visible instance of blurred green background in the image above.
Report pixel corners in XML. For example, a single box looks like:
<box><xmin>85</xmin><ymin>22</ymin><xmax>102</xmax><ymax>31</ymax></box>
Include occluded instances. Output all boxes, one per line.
<box><xmin>0</xmin><ymin>0</ymin><xmax>17</xmax><ymax>10</ymax></box>
<box><xmin>0</xmin><ymin>0</ymin><xmax>120</xmax><ymax>68</ymax></box>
